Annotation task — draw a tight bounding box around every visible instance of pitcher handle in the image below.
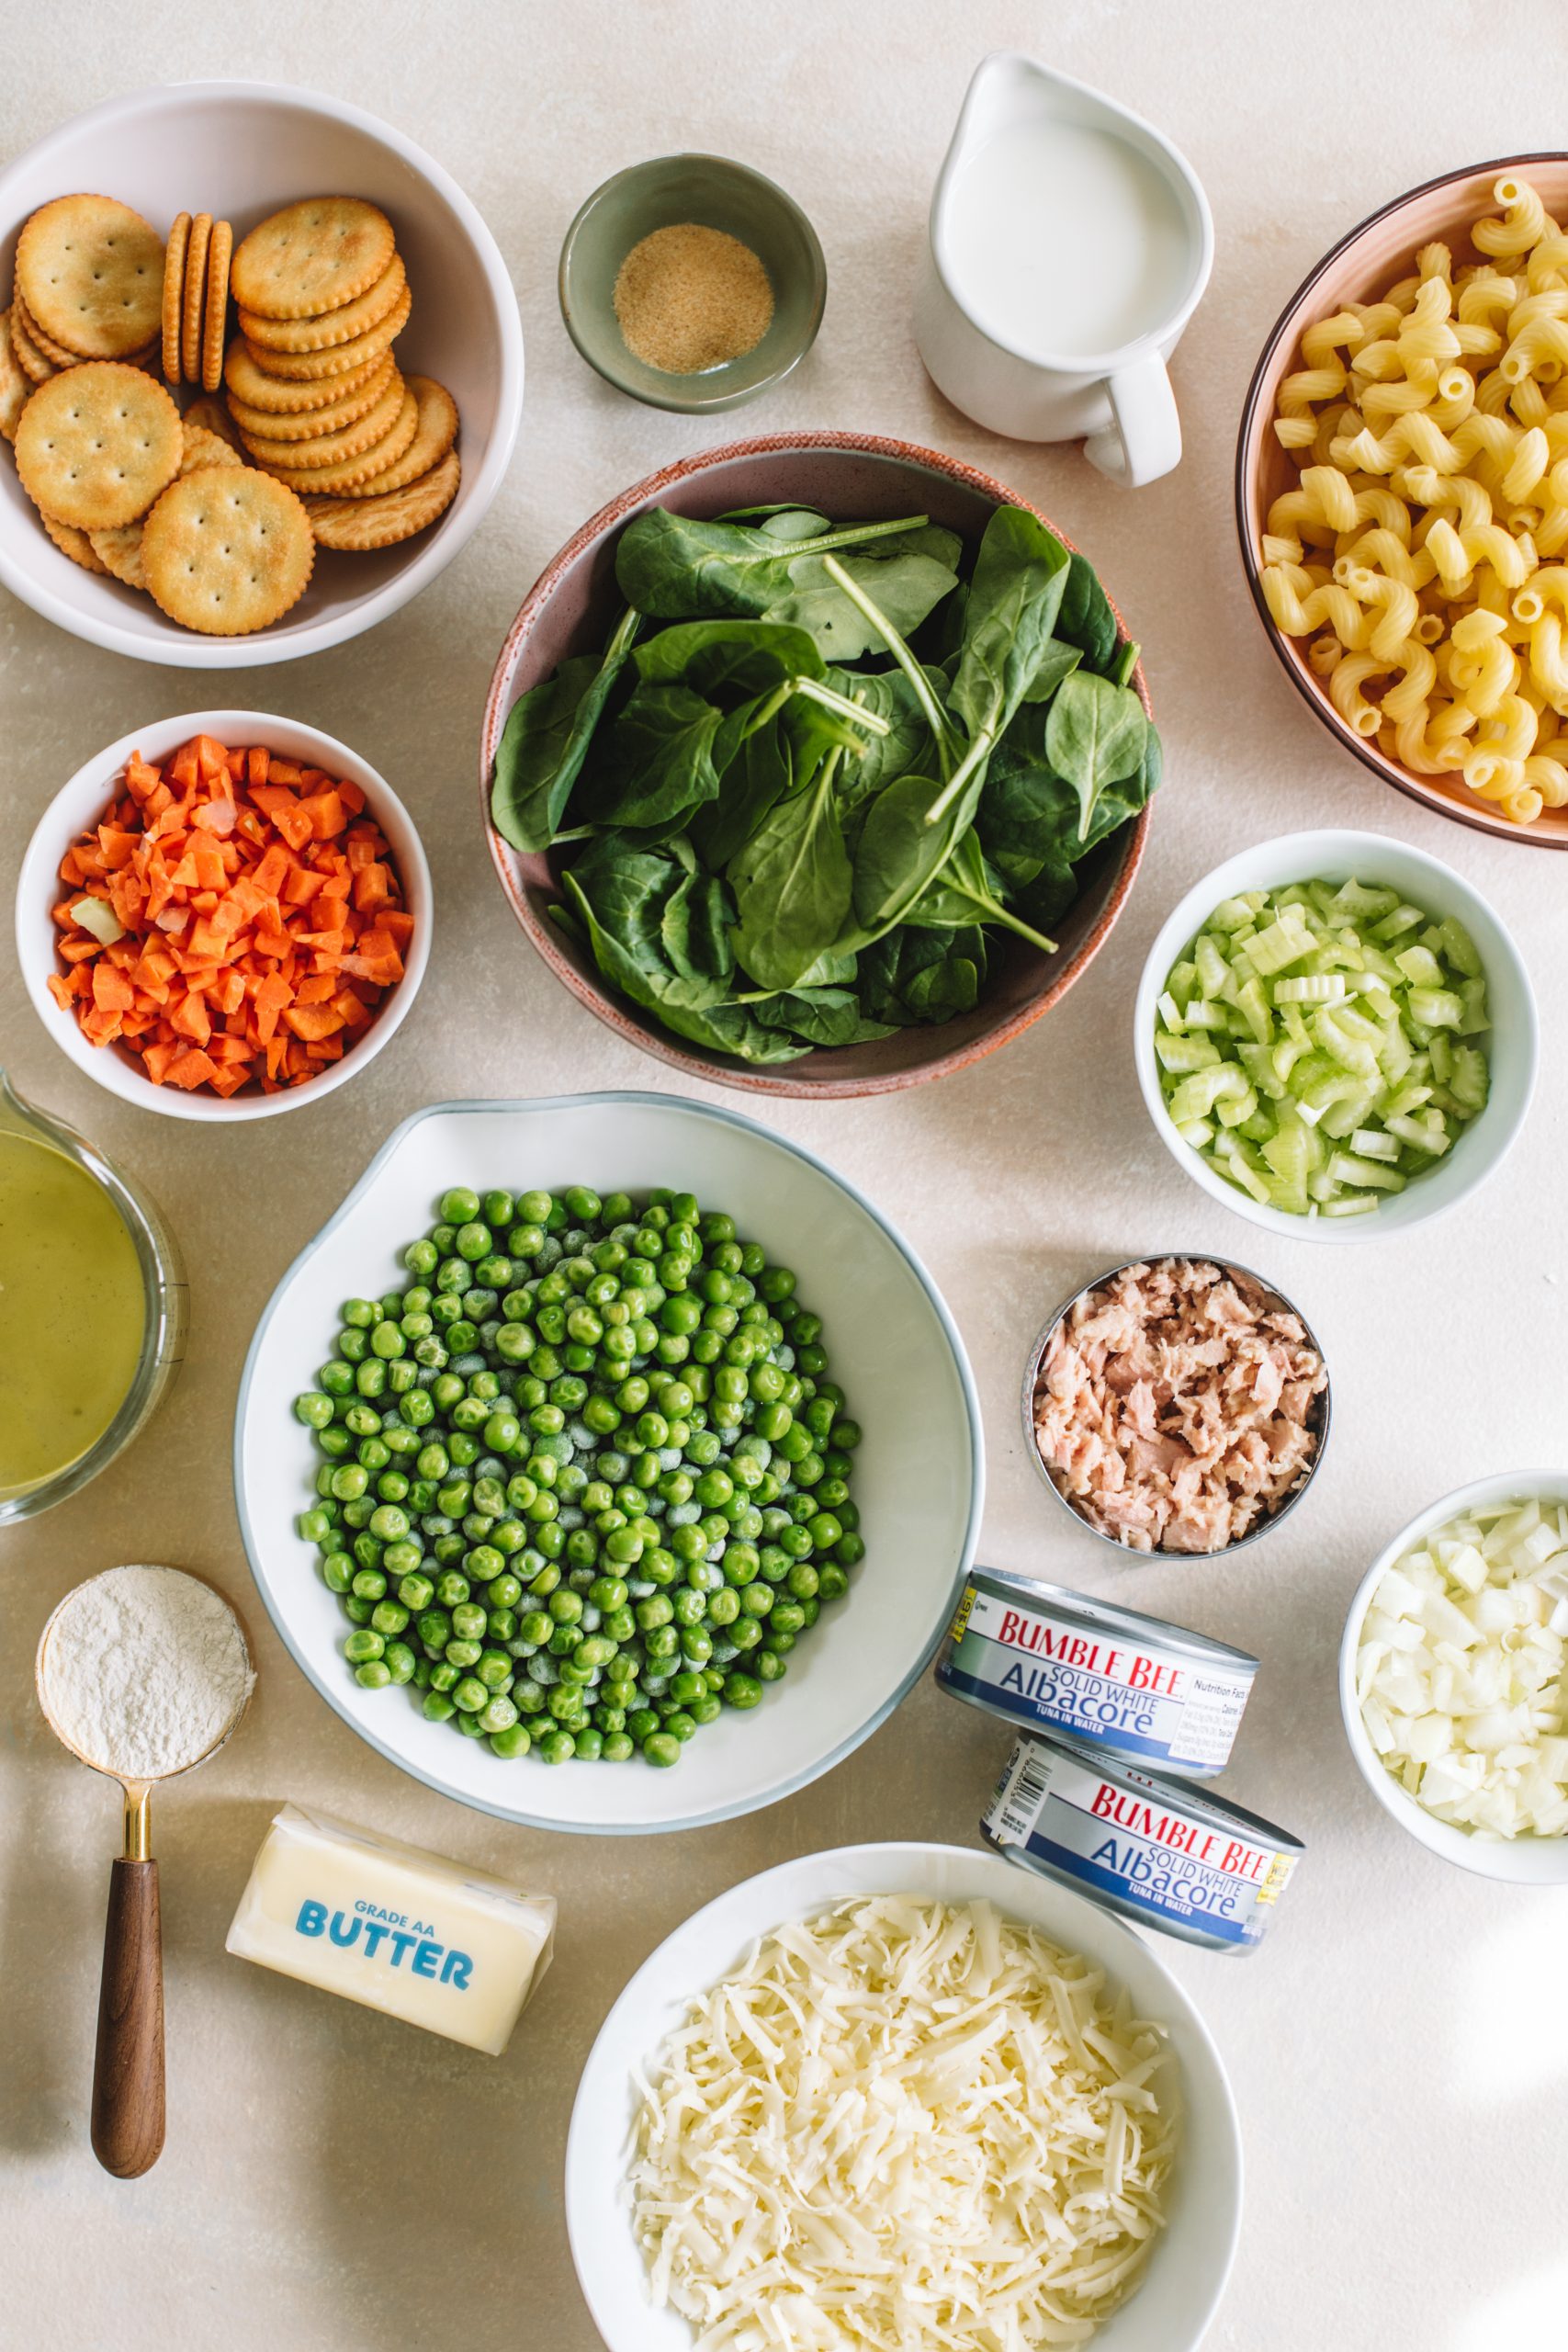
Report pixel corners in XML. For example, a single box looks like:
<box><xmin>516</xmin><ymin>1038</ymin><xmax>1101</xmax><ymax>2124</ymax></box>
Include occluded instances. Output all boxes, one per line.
<box><xmin>1085</xmin><ymin>351</ymin><xmax>1182</xmax><ymax>488</ymax></box>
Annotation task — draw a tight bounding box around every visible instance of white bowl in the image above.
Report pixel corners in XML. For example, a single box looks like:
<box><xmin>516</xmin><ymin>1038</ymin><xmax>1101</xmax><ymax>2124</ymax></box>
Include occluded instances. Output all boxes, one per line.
<box><xmin>566</xmin><ymin>1839</ymin><xmax>1242</xmax><ymax>2352</ymax></box>
<box><xmin>1338</xmin><ymin>1469</ymin><xmax>1568</xmax><ymax>1884</ymax></box>
<box><xmin>0</xmin><ymin>80</ymin><xmax>522</xmax><ymax>666</ymax></box>
<box><xmin>234</xmin><ymin>1094</ymin><xmax>983</xmax><ymax>1832</ymax></box>
<box><xmin>16</xmin><ymin>708</ymin><xmax>432</xmax><ymax>1122</ymax></box>
<box><xmin>1133</xmin><ymin>828</ymin><xmax>1537</xmax><ymax>1242</ymax></box>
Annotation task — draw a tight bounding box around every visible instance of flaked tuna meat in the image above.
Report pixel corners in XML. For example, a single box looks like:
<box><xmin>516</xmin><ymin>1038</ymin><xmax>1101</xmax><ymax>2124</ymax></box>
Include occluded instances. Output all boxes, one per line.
<box><xmin>1032</xmin><ymin>1258</ymin><xmax>1327</xmax><ymax>1555</ymax></box>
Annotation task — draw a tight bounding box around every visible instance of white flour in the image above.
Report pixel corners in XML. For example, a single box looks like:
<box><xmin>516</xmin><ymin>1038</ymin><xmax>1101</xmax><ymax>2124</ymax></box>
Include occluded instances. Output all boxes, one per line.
<box><xmin>39</xmin><ymin>1564</ymin><xmax>253</xmax><ymax>1778</ymax></box>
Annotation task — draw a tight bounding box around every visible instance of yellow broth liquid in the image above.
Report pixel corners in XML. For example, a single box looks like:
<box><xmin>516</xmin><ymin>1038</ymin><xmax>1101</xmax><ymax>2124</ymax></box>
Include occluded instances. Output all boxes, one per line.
<box><xmin>0</xmin><ymin>1130</ymin><xmax>145</xmax><ymax>1494</ymax></box>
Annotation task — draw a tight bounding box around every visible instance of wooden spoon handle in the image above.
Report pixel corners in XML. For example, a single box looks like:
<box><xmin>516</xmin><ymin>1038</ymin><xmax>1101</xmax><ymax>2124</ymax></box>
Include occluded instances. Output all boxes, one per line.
<box><xmin>91</xmin><ymin>1857</ymin><xmax>165</xmax><ymax>2177</ymax></box>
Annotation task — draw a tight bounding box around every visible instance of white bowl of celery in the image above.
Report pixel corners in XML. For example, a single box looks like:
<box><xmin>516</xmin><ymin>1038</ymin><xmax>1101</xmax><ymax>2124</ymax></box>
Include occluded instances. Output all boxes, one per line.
<box><xmin>1134</xmin><ymin>830</ymin><xmax>1537</xmax><ymax>1239</ymax></box>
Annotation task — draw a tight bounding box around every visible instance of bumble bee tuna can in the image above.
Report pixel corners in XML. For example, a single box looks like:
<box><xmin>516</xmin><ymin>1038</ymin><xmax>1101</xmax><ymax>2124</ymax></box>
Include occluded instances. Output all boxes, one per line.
<box><xmin>981</xmin><ymin>1731</ymin><xmax>1303</xmax><ymax>1952</ymax></box>
<box><xmin>938</xmin><ymin>1566</ymin><xmax>1258</xmax><ymax>1777</ymax></box>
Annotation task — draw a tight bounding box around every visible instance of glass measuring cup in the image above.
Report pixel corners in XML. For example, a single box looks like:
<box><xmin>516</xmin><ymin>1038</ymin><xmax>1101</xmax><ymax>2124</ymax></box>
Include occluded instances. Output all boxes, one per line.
<box><xmin>35</xmin><ymin>1566</ymin><xmax>254</xmax><ymax>2177</ymax></box>
<box><xmin>0</xmin><ymin>1068</ymin><xmax>186</xmax><ymax>1524</ymax></box>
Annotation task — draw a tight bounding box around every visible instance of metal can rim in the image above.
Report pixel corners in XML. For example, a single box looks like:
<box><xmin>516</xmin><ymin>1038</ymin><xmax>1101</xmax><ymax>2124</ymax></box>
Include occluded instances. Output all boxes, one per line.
<box><xmin>1019</xmin><ymin>1252</ymin><xmax>1334</xmax><ymax>1560</ymax></box>
<box><xmin>958</xmin><ymin>1562</ymin><xmax>1261</xmax><ymax>1675</ymax></box>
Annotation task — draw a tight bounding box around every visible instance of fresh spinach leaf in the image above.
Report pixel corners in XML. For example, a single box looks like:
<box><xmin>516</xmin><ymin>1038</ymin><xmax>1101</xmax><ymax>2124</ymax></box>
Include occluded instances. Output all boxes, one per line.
<box><xmin>1055</xmin><ymin>550</ymin><xmax>1121</xmax><ymax>674</ymax></box>
<box><xmin>632</xmin><ymin>617</ymin><xmax>824</xmax><ymax>700</ymax></box>
<box><xmin>907</xmin><ymin>830</ymin><xmax>1058</xmax><ymax>954</ymax></box>
<box><xmin>689</xmin><ymin>718</ymin><xmax>795</xmax><ymax>869</ymax></box>
<box><xmin>563</xmin><ymin>837</ymin><xmax>733</xmax><ymax>1014</ymax></box>
<box><xmin>658</xmin><ymin>998</ymin><xmax>813</xmax><ymax>1064</ymax></box>
<box><xmin>948</xmin><ymin>505</ymin><xmax>1070</xmax><ymax>750</ymax></box>
<box><xmin>1043</xmin><ymin>672</ymin><xmax>1149</xmax><ymax>841</ymax></box>
<box><xmin>1020</xmin><ymin>638</ymin><xmax>1082</xmax><ymax>704</ymax></box>
<box><xmin>490</xmin><ymin>603</ymin><xmax>640</xmax><ymax>853</ymax></box>
<box><xmin>849</xmin><ymin>767</ymin><xmax>986</xmax><ymax>939</ymax></box>
<box><xmin>728</xmin><ymin>751</ymin><xmax>853</xmax><ymax>991</ymax></box>
<box><xmin>857</xmin><ymin>925</ymin><xmax>987</xmax><ymax>1025</ymax></box>
<box><xmin>750</xmin><ymin>986</ymin><xmax>896</xmax><ymax>1048</ymax></box>
<box><xmin>577</xmin><ymin>682</ymin><xmax>727</xmax><ymax>831</ymax></box>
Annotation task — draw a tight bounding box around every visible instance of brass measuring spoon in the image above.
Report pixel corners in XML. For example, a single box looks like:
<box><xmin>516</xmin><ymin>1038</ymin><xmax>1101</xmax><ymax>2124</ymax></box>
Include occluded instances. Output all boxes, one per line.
<box><xmin>35</xmin><ymin>1565</ymin><xmax>254</xmax><ymax>2178</ymax></box>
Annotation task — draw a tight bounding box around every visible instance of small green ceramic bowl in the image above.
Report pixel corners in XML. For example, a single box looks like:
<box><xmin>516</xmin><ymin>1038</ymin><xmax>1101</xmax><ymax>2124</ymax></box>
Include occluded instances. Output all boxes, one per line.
<box><xmin>558</xmin><ymin>153</ymin><xmax>826</xmax><ymax>413</ymax></box>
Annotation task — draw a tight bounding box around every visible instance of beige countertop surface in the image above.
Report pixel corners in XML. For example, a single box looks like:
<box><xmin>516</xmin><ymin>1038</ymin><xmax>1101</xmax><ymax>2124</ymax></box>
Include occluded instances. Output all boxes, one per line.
<box><xmin>4</xmin><ymin>6</ymin><xmax>1566</xmax><ymax>2347</ymax></box>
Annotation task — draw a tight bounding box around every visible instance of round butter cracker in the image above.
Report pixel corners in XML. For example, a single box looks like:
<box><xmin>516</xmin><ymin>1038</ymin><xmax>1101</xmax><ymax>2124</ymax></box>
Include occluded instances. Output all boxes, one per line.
<box><xmin>0</xmin><ymin>310</ymin><xmax>31</xmax><ymax>440</ymax></box>
<box><xmin>231</xmin><ymin>198</ymin><xmax>394</xmax><ymax>321</ymax></box>
<box><xmin>14</xmin><ymin>289</ymin><xmax>81</xmax><ymax>371</ymax></box>
<box><xmin>224</xmin><ymin>334</ymin><xmax>387</xmax><ymax>414</ymax></box>
<box><xmin>325</xmin><ymin>375</ymin><xmax>457</xmax><ymax>498</ymax></box>
<box><xmin>202</xmin><ymin>220</ymin><xmax>232</xmax><ymax>393</ymax></box>
<box><xmin>182</xmin><ymin>215</ymin><xmax>212</xmax><ymax>387</ymax></box>
<box><xmin>42</xmin><ymin>509</ymin><xmax>110</xmax><ymax>574</ymax></box>
<box><xmin>239</xmin><ymin>253</ymin><xmax>405</xmax><ymax>353</ymax></box>
<box><xmin>239</xmin><ymin>369</ymin><xmax>405</xmax><ymax>469</ymax></box>
<box><xmin>304</xmin><ymin>447</ymin><xmax>459</xmax><ymax>550</ymax></box>
<box><xmin>17</xmin><ymin>195</ymin><xmax>164</xmax><ymax>358</ymax></box>
<box><xmin>248</xmin><ymin>381</ymin><xmax>418</xmax><ymax>493</ymax></box>
<box><xmin>14</xmin><ymin>363</ymin><xmax>183</xmax><ymax>531</ymax></box>
<box><xmin>10</xmin><ymin>299</ymin><xmax>59</xmax><ymax>385</ymax></box>
<box><xmin>162</xmin><ymin>211</ymin><xmax>190</xmax><ymax>385</ymax></box>
<box><xmin>237</xmin><ymin>279</ymin><xmax>411</xmax><ymax>380</ymax></box>
<box><xmin>225</xmin><ymin>352</ymin><xmax>392</xmax><ymax>441</ymax></box>
<box><xmin>141</xmin><ymin>467</ymin><xmax>315</xmax><ymax>636</ymax></box>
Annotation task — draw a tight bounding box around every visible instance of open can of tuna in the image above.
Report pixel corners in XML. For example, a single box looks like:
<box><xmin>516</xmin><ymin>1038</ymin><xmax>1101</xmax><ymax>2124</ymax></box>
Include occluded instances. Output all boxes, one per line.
<box><xmin>938</xmin><ymin>1565</ymin><xmax>1258</xmax><ymax>1778</ymax></box>
<box><xmin>981</xmin><ymin>1731</ymin><xmax>1303</xmax><ymax>1954</ymax></box>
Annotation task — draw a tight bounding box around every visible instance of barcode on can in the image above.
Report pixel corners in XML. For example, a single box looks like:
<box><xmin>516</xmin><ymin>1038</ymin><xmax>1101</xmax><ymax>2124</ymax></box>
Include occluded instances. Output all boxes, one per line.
<box><xmin>990</xmin><ymin>1740</ymin><xmax>1053</xmax><ymax>1846</ymax></box>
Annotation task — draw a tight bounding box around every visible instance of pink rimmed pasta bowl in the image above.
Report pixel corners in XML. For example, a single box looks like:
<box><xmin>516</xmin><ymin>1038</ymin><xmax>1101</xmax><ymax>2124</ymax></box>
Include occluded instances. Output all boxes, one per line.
<box><xmin>1237</xmin><ymin>155</ymin><xmax>1568</xmax><ymax>850</ymax></box>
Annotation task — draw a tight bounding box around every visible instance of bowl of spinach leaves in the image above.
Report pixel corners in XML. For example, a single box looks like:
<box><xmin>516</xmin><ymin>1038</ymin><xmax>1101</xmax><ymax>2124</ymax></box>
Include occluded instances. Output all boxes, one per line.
<box><xmin>482</xmin><ymin>433</ymin><xmax>1156</xmax><ymax>1094</ymax></box>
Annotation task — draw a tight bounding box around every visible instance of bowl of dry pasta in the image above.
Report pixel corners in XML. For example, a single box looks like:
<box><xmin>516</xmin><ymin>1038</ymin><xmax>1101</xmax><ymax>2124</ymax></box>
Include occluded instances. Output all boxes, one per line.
<box><xmin>1237</xmin><ymin>158</ymin><xmax>1568</xmax><ymax>848</ymax></box>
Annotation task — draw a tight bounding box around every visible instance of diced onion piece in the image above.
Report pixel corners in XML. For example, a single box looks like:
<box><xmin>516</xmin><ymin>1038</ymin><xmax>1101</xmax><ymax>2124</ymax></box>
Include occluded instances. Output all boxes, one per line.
<box><xmin>1358</xmin><ymin>1495</ymin><xmax>1568</xmax><ymax>1839</ymax></box>
<box><xmin>70</xmin><ymin>895</ymin><xmax>123</xmax><ymax>946</ymax></box>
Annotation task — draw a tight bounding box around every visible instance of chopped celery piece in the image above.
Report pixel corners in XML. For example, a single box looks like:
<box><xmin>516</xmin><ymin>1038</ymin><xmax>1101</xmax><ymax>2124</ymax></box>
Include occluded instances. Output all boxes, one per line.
<box><xmin>1371</xmin><ymin>903</ymin><xmax>1426</xmax><ymax>943</ymax></box>
<box><xmin>1409</xmin><ymin>987</ymin><xmax>1464</xmax><ymax>1030</ymax></box>
<box><xmin>1155</xmin><ymin>875</ymin><xmax>1491</xmax><ymax>1217</ymax></box>
<box><xmin>1156</xmin><ymin>1029</ymin><xmax>1221</xmax><ymax>1074</ymax></box>
<box><xmin>1274</xmin><ymin>974</ymin><xmax>1347</xmax><ymax>1002</ymax></box>
<box><xmin>1327</xmin><ymin>1152</ymin><xmax>1407</xmax><ymax>1193</ymax></box>
<box><xmin>1395</xmin><ymin>944</ymin><xmax>1444</xmax><ymax>989</ymax></box>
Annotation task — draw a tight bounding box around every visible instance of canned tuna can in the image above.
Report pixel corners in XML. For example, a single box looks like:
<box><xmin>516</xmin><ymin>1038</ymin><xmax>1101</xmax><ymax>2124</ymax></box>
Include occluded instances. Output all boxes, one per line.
<box><xmin>937</xmin><ymin>1566</ymin><xmax>1258</xmax><ymax>1778</ymax></box>
<box><xmin>981</xmin><ymin>1731</ymin><xmax>1303</xmax><ymax>1954</ymax></box>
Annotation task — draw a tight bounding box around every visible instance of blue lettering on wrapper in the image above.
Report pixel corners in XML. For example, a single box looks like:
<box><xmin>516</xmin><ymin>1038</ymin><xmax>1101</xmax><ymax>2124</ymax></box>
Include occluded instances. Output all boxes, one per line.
<box><xmin>297</xmin><ymin>1900</ymin><xmax>327</xmax><ymax>1938</ymax></box>
<box><xmin>291</xmin><ymin>1900</ymin><xmax>473</xmax><ymax>1987</ymax></box>
<box><xmin>440</xmin><ymin>1949</ymin><xmax>473</xmax><ymax>1989</ymax></box>
<box><xmin>329</xmin><ymin>1913</ymin><xmax>362</xmax><ymax>1948</ymax></box>
<box><xmin>412</xmin><ymin>1940</ymin><xmax>440</xmax><ymax>1979</ymax></box>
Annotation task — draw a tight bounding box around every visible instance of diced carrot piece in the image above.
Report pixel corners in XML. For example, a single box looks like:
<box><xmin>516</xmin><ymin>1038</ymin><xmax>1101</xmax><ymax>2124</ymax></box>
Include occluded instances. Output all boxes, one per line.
<box><xmin>169</xmin><ymin>742</ymin><xmax>199</xmax><ymax>790</ymax></box>
<box><xmin>81</xmin><ymin>1006</ymin><xmax>123</xmax><ymax>1046</ymax></box>
<box><xmin>59</xmin><ymin>934</ymin><xmax>102</xmax><ymax>964</ymax></box>
<box><xmin>253</xmin><ymin>973</ymin><xmax>293</xmax><ymax>1044</ymax></box>
<box><xmin>334</xmin><ymin>989</ymin><xmax>373</xmax><ymax>1030</ymax></box>
<box><xmin>141</xmin><ymin>1040</ymin><xmax>178</xmax><ymax>1084</ymax></box>
<box><xmin>282</xmin><ymin>1001</ymin><xmax>346</xmax><ymax>1042</ymax></box>
<box><xmin>207</xmin><ymin>1064</ymin><xmax>251</xmax><ymax>1097</ymax></box>
<box><xmin>46</xmin><ymin>973</ymin><xmax>75</xmax><ymax>1009</ymax></box>
<box><xmin>165</xmin><ymin>1048</ymin><xmax>220</xmax><ymax>1090</ymax></box>
<box><xmin>378</xmin><ymin>910</ymin><xmax>415</xmax><ymax>947</ymax></box>
<box><xmin>92</xmin><ymin>963</ymin><xmax>136</xmax><ymax>1013</ymax></box>
<box><xmin>295</xmin><ymin>974</ymin><xmax>339</xmax><ymax>1005</ymax></box>
<box><xmin>247</xmin><ymin>745</ymin><xmax>269</xmax><ymax>789</ymax></box>
<box><xmin>170</xmin><ymin>992</ymin><xmax>212</xmax><ymax>1046</ymax></box>
<box><xmin>266</xmin><ymin>758</ymin><xmax>304</xmax><ymax>787</ymax></box>
<box><xmin>299</xmin><ymin>789</ymin><xmax>347</xmax><ymax>841</ymax></box>
<box><xmin>251</xmin><ymin>842</ymin><xmax>292</xmax><ymax>897</ymax></box>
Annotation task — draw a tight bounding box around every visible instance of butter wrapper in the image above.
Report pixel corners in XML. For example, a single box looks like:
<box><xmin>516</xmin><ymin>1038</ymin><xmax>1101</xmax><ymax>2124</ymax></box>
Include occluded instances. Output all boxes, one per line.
<box><xmin>227</xmin><ymin>1802</ymin><xmax>555</xmax><ymax>2054</ymax></box>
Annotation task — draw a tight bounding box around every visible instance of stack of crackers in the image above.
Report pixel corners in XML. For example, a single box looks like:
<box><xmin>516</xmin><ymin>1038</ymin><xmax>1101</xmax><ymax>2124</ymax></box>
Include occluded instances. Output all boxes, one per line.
<box><xmin>161</xmin><ymin>210</ymin><xmax>234</xmax><ymax>393</ymax></box>
<box><xmin>221</xmin><ymin>197</ymin><xmax>460</xmax><ymax>552</ymax></box>
<box><xmin>0</xmin><ymin>187</ymin><xmax>461</xmax><ymax>633</ymax></box>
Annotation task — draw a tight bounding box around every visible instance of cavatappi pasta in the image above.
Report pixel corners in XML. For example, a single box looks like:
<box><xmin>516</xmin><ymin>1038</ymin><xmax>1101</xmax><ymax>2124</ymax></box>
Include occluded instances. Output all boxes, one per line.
<box><xmin>1263</xmin><ymin>175</ymin><xmax>1568</xmax><ymax>828</ymax></box>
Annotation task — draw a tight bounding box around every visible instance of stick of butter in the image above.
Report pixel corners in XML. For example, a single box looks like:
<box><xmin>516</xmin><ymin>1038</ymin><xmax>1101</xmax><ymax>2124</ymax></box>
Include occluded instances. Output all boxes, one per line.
<box><xmin>226</xmin><ymin>1802</ymin><xmax>556</xmax><ymax>2055</ymax></box>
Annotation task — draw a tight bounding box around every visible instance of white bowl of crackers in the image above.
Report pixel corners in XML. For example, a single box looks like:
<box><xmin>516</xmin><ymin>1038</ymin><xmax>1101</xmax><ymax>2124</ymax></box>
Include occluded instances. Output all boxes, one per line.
<box><xmin>0</xmin><ymin>79</ymin><xmax>523</xmax><ymax>666</ymax></box>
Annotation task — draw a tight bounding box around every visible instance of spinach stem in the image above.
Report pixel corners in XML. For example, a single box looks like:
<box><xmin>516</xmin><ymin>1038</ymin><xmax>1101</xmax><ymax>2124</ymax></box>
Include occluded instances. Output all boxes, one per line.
<box><xmin>922</xmin><ymin>729</ymin><xmax>993</xmax><ymax>827</ymax></box>
<box><xmin>820</xmin><ymin>555</ymin><xmax>957</xmax><ymax>775</ymax></box>
<box><xmin>1112</xmin><ymin>639</ymin><xmax>1139</xmax><ymax>688</ymax></box>
<box><xmin>769</xmin><ymin>514</ymin><xmax>931</xmax><ymax>560</ymax></box>
<box><xmin>794</xmin><ymin>675</ymin><xmax>892</xmax><ymax>736</ymax></box>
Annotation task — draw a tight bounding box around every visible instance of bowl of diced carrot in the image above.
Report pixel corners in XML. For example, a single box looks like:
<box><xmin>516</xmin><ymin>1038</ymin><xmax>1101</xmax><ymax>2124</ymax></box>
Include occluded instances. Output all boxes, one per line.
<box><xmin>16</xmin><ymin>711</ymin><xmax>431</xmax><ymax>1118</ymax></box>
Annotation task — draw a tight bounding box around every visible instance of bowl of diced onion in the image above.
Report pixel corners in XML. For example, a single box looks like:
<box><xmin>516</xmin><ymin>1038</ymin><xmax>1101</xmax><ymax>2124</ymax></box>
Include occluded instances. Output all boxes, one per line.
<box><xmin>1340</xmin><ymin>1473</ymin><xmax>1568</xmax><ymax>1882</ymax></box>
<box><xmin>1133</xmin><ymin>829</ymin><xmax>1536</xmax><ymax>1241</ymax></box>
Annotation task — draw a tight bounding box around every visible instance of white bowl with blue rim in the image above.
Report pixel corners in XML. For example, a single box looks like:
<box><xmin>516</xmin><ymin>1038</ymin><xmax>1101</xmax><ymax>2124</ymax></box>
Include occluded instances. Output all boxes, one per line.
<box><xmin>566</xmin><ymin>1839</ymin><xmax>1242</xmax><ymax>2352</ymax></box>
<box><xmin>234</xmin><ymin>1091</ymin><xmax>983</xmax><ymax>1834</ymax></box>
<box><xmin>1133</xmin><ymin>828</ymin><xmax>1537</xmax><ymax>1242</ymax></box>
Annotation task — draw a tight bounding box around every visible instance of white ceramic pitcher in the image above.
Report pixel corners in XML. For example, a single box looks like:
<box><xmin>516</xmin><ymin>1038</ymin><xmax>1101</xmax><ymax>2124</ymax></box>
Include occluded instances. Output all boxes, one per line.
<box><xmin>915</xmin><ymin>54</ymin><xmax>1213</xmax><ymax>485</ymax></box>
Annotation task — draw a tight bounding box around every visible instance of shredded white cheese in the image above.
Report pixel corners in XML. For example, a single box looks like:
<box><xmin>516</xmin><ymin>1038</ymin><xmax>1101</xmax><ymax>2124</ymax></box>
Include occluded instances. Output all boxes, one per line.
<box><xmin>629</xmin><ymin>1895</ymin><xmax>1177</xmax><ymax>2349</ymax></box>
<box><xmin>1358</xmin><ymin>1497</ymin><xmax>1568</xmax><ymax>1838</ymax></box>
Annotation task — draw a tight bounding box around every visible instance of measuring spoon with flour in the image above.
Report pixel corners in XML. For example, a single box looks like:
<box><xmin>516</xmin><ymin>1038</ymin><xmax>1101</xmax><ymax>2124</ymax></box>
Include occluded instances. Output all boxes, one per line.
<box><xmin>35</xmin><ymin>1564</ymin><xmax>254</xmax><ymax>2178</ymax></box>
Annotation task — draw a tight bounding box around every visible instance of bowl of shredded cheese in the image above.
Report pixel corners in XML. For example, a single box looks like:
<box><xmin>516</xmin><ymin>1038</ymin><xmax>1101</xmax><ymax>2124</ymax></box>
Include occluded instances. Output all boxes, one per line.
<box><xmin>567</xmin><ymin>1839</ymin><xmax>1241</xmax><ymax>2352</ymax></box>
<box><xmin>1238</xmin><ymin>158</ymin><xmax>1568</xmax><ymax>846</ymax></box>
